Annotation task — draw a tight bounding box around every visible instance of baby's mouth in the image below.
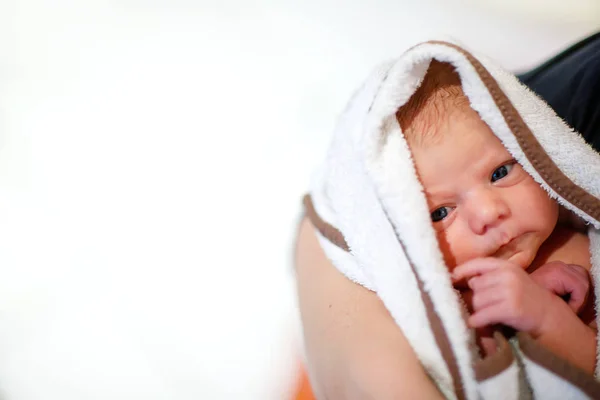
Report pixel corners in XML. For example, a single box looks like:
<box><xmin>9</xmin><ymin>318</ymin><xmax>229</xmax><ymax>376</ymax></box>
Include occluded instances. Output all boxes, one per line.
<box><xmin>492</xmin><ymin>236</ymin><xmax>519</xmax><ymax>260</ymax></box>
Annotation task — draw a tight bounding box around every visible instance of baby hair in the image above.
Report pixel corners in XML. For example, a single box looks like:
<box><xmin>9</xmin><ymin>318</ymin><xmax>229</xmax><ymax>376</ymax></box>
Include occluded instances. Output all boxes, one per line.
<box><xmin>396</xmin><ymin>60</ymin><xmax>471</xmax><ymax>146</ymax></box>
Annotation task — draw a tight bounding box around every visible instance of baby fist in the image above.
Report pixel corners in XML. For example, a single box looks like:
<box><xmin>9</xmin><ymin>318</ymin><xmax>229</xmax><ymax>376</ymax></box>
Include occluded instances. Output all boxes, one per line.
<box><xmin>529</xmin><ymin>261</ymin><xmax>590</xmax><ymax>314</ymax></box>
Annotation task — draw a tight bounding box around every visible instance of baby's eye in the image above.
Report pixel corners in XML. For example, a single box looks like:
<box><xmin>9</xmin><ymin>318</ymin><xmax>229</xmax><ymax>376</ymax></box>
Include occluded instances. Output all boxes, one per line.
<box><xmin>491</xmin><ymin>163</ymin><xmax>514</xmax><ymax>182</ymax></box>
<box><xmin>431</xmin><ymin>206</ymin><xmax>451</xmax><ymax>222</ymax></box>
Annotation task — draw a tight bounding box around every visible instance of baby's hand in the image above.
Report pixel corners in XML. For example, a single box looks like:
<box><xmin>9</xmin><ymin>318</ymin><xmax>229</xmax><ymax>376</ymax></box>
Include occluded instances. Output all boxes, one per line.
<box><xmin>452</xmin><ymin>258</ymin><xmax>573</xmax><ymax>338</ymax></box>
<box><xmin>529</xmin><ymin>261</ymin><xmax>590</xmax><ymax>314</ymax></box>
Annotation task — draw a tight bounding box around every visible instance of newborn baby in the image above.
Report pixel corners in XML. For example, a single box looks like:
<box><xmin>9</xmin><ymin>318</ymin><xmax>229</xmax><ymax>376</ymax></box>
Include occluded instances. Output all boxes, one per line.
<box><xmin>397</xmin><ymin>60</ymin><xmax>596</xmax><ymax>372</ymax></box>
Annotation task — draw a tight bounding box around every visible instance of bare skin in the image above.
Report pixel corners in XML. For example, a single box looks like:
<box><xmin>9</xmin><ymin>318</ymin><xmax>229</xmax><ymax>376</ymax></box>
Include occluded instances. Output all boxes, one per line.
<box><xmin>408</xmin><ymin>83</ymin><xmax>596</xmax><ymax>374</ymax></box>
<box><xmin>455</xmin><ymin>224</ymin><xmax>596</xmax><ymax>373</ymax></box>
<box><xmin>296</xmin><ymin>60</ymin><xmax>597</xmax><ymax>397</ymax></box>
<box><xmin>296</xmin><ymin>216</ymin><xmax>596</xmax><ymax>398</ymax></box>
<box><xmin>295</xmin><ymin>217</ymin><xmax>445</xmax><ymax>399</ymax></box>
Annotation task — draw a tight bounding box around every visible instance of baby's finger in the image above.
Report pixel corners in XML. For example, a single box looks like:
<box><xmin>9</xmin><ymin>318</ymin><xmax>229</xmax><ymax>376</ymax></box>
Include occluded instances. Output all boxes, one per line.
<box><xmin>470</xmin><ymin>285</ymin><xmax>504</xmax><ymax>311</ymax></box>
<box><xmin>467</xmin><ymin>302</ymin><xmax>529</xmax><ymax>331</ymax></box>
<box><xmin>452</xmin><ymin>258</ymin><xmax>509</xmax><ymax>283</ymax></box>
<box><xmin>468</xmin><ymin>303</ymin><xmax>507</xmax><ymax>329</ymax></box>
<box><xmin>468</xmin><ymin>272</ymin><xmax>502</xmax><ymax>292</ymax></box>
<box><xmin>564</xmin><ymin>264</ymin><xmax>590</xmax><ymax>313</ymax></box>
<box><xmin>468</xmin><ymin>297</ymin><xmax>540</xmax><ymax>333</ymax></box>
<box><xmin>530</xmin><ymin>262</ymin><xmax>590</xmax><ymax>313</ymax></box>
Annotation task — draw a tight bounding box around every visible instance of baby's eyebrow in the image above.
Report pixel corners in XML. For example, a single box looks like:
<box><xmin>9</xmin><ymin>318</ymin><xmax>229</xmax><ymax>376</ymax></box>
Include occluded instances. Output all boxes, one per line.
<box><xmin>422</xmin><ymin>187</ymin><xmax>454</xmax><ymax>201</ymax></box>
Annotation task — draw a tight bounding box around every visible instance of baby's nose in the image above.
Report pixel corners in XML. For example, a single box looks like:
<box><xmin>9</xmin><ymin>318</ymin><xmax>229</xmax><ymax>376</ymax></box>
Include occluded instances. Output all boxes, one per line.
<box><xmin>466</xmin><ymin>188</ymin><xmax>510</xmax><ymax>235</ymax></box>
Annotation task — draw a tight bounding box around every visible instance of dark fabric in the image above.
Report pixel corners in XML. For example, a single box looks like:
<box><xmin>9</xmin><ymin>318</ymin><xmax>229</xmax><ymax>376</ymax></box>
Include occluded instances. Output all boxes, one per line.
<box><xmin>518</xmin><ymin>32</ymin><xmax>600</xmax><ymax>152</ymax></box>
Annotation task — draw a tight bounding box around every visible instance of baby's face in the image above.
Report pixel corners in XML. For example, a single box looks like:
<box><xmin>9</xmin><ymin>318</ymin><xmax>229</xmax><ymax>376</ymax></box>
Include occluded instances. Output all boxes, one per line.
<box><xmin>410</xmin><ymin>107</ymin><xmax>559</xmax><ymax>271</ymax></box>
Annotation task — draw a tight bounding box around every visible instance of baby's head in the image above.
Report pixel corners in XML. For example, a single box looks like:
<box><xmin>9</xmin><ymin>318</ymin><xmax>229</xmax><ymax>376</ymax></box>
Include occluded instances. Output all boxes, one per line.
<box><xmin>398</xmin><ymin>60</ymin><xmax>559</xmax><ymax>271</ymax></box>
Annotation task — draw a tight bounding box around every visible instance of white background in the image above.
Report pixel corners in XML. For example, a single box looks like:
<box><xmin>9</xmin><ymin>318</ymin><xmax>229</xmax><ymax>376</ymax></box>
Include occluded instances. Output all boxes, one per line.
<box><xmin>0</xmin><ymin>1</ymin><xmax>598</xmax><ymax>399</ymax></box>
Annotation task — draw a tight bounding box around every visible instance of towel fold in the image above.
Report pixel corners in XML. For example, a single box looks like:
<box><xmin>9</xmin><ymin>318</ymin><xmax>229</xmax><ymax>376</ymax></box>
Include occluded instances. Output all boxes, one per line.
<box><xmin>306</xmin><ymin>41</ymin><xmax>600</xmax><ymax>399</ymax></box>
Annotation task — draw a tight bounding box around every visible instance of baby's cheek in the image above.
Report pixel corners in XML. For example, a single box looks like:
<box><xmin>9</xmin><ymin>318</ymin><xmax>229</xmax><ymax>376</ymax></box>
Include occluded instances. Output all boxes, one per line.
<box><xmin>519</xmin><ymin>181</ymin><xmax>559</xmax><ymax>232</ymax></box>
<box><xmin>436</xmin><ymin>231</ymin><xmax>476</xmax><ymax>270</ymax></box>
<box><xmin>436</xmin><ymin>231</ymin><xmax>456</xmax><ymax>268</ymax></box>
<box><xmin>436</xmin><ymin>225</ymin><xmax>486</xmax><ymax>270</ymax></box>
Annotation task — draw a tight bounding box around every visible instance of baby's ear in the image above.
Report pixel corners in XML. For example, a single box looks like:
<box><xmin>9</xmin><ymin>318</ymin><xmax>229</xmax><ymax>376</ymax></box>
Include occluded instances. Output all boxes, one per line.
<box><xmin>558</xmin><ymin>205</ymin><xmax>588</xmax><ymax>232</ymax></box>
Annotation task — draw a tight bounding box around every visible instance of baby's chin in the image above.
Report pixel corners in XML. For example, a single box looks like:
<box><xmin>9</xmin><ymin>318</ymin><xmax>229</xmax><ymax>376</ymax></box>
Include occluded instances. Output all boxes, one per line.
<box><xmin>494</xmin><ymin>233</ymin><xmax>541</xmax><ymax>270</ymax></box>
<box><xmin>507</xmin><ymin>249</ymin><xmax>536</xmax><ymax>270</ymax></box>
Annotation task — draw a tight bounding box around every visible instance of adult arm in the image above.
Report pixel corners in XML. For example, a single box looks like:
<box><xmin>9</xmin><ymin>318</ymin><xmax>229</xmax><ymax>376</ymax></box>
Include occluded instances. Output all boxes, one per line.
<box><xmin>294</xmin><ymin>217</ymin><xmax>444</xmax><ymax>399</ymax></box>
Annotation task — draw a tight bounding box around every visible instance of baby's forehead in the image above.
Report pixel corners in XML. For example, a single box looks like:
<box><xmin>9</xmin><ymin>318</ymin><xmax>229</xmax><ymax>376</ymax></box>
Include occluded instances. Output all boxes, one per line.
<box><xmin>400</xmin><ymin>96</ymin><xmax>475</xmax><ymax>148</ymax></box>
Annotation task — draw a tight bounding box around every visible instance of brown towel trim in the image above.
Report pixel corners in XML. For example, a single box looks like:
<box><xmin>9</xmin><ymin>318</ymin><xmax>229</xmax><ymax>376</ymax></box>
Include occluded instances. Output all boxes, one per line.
<box><xmin>410</xmin><ymin>243</ymin><xmax>467</xmax><ymax>400</ymax></box>
<box><xmin>302</xmin><ymin>194</ymin><xmax>466</xmax><ymax>400</ymax></box>
<box><xmin>517</xmin><ymin>332</ymin><xmax>600</xmax><ymax>398</ymax></box>
<box><xmin>303</xmin><ymin>40</ymin><xmax>600</xmax><ymax>400</ymax></box>
<box><xmin>302</xmin><ymin>194</ymin><xmax>349</xmax><ymax>252</ymax></box>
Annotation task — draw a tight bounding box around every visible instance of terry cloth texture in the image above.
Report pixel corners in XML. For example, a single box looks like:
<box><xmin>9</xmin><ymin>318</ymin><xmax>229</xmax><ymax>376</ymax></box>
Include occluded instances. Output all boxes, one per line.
<box><xmin>305</xmin><ymin>41</ymin><xmax>600</xmax><ymax>399</ymax></box>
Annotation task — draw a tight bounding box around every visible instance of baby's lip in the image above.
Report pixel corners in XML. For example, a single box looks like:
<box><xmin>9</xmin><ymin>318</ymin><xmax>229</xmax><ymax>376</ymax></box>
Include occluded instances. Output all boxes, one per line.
<box><xmin>492</xmin><ymin>235</ymin><xmax>519</xmax><ymax>259</ymax></box>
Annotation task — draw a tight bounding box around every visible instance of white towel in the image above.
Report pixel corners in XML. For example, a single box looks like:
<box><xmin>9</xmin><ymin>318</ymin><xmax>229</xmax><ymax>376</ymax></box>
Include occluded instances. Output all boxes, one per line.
<box><xmin>306</xmin><ymin>41</ymin><xmax>600</xmax><ymax>399</ymax></box>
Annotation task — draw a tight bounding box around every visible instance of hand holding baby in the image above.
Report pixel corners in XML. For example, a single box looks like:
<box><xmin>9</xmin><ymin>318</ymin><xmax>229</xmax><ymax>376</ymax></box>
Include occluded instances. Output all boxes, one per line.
<box><xmin>452</xmin><ymin>259</ymin><xmax>590</xmax><ymax>338</ymax></box>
